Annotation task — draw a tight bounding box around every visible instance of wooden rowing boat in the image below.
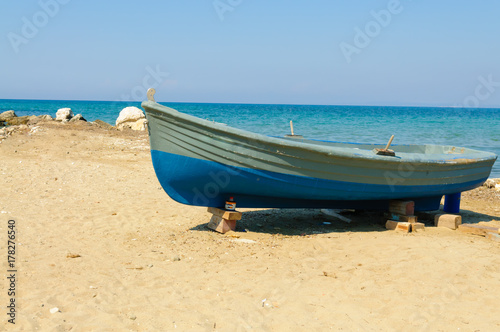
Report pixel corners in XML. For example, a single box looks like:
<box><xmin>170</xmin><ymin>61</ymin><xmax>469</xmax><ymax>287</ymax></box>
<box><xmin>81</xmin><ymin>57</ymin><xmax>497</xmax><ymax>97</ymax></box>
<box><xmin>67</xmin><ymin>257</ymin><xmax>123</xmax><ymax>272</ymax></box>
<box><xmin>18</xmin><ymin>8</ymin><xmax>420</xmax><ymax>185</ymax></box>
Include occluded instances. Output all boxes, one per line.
<box><xmin>142</xmin><ymin>89</ymin><xmax>497</xmax><ymax>211</ymax></box>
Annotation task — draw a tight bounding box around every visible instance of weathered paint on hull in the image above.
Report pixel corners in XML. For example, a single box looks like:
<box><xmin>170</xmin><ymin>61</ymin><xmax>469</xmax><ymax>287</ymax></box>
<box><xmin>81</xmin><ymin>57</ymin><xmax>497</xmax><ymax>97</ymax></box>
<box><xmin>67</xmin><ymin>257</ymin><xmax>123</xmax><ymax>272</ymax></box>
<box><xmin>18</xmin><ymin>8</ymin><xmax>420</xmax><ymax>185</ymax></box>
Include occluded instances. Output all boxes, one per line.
<box><xmin>142</xmin><ymin>100</ymin><xmax>497</xmax><ymax>210</ymax></box>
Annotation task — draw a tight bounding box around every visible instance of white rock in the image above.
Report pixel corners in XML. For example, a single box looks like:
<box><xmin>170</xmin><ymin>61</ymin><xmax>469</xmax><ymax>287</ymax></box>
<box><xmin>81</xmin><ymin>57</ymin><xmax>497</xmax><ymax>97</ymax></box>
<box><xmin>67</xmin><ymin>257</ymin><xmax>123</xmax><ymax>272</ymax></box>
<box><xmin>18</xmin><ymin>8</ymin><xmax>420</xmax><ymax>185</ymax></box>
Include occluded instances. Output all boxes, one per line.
<box><xmin>56</xmin><ymin>108</ymin><xmax>73</xmax><ymax>121</ymax></box>
<box><xmin>495</xmin><ymin>183</ymin><xmax>500</xmax><ymax>191</ymax></box>
<box><xmin>129</xmin><ymin>118</ymin><xmax>148</xmax><ymax>131</ymax></box>
<box><xmin>50</xmin><ymin>307</ymin><xmax>59</xmax><ymax>314</ymax></box>
<box><xmin>115</xmin><ymin>107</ymin><xmax>145</xmax><ymax>128</ymax></box>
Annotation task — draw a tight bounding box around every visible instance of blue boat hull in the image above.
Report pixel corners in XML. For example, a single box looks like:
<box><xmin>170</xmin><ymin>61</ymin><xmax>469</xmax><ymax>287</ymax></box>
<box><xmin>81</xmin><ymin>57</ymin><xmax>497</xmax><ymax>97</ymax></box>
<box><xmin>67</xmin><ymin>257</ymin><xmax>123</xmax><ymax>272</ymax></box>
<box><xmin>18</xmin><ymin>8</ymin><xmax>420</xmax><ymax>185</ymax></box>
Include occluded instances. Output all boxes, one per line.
<box><xmin>151</xmin><ymin>150</ymin><xmax>486</xmax><ymax>211</ymax></box>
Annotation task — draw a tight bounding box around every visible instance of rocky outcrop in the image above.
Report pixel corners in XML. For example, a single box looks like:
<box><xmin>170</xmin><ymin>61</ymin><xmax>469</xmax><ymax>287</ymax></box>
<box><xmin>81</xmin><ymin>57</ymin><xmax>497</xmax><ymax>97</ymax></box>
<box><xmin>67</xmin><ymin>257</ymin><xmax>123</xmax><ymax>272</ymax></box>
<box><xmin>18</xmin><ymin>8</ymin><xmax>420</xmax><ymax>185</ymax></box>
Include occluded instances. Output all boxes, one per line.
<box><xmin>27</xmin><ymin>114</ymin><xmax>53</xmax><ymax>125</ymax></box>
<box><xmin>0</xmin><ymin>110</ymin><xmax>17</xmax><ymax>122</ymax></box>
<box><xmin>93</xmin><ymin>119</ymin><xmax>115</xmax><ymax>130</ymax></box>
<box><xmin>5</xmin><ymin>116</ymin><xmax>31</xmax><ymax>126</ymax></box>
<box><xmin>56</xmin><ymin>108</ymin><xmax>74</xmax><ymax>122</ymax></box>
<box><xmin>92</xmin><ymin>119</ymin><xmax>116</xmax><ymax>130</ymax></box>
<box><xmin>115</xmin><ymin>107</ymin><xmax>147</xmax><ymax>131</ymax></box>
<box><xmin>1</xmin><ymin>111</ymin><xmax>53</xmax><ymax>127</ymax></box>
<box><xmin>1</xmin><ymin>111</ymin><xmax>21</xmax><ymax>126</ymax></box>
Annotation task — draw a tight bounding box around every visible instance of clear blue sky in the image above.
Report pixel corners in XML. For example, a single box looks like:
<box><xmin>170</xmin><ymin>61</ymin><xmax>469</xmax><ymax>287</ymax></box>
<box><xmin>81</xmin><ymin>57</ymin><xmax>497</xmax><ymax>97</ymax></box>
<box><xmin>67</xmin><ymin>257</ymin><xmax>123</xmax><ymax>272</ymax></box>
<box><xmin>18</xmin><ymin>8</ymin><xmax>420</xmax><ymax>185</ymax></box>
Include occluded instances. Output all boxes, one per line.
<box><xmin>1</xmin><ymin>0</ymin><xmax>499</xmax><ymax>106</ymax></box>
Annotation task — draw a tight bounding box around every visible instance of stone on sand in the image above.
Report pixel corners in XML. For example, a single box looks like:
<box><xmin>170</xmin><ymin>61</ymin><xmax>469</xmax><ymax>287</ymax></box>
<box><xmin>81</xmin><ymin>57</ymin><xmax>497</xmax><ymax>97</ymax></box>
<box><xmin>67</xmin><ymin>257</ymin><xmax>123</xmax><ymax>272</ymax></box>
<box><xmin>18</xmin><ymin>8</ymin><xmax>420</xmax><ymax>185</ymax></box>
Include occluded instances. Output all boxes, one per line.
<box><xmin>56</xmin><ymin>108</ymin><xmax>74</xmax><ymax>121</ymax></box>
<box><xmin>116</xmin><ymin>107</ymin><xmax>147</xmax><ymax>131</ymax></box>
<box><xmin>483</xmin><ymin>179</ymin><xmax>497</xmax><ymax>189</ymax></box>
<box><xmin>69</xmin><ymin>114</ymin><xmax>87</xmax><ymax>122</ymax></box>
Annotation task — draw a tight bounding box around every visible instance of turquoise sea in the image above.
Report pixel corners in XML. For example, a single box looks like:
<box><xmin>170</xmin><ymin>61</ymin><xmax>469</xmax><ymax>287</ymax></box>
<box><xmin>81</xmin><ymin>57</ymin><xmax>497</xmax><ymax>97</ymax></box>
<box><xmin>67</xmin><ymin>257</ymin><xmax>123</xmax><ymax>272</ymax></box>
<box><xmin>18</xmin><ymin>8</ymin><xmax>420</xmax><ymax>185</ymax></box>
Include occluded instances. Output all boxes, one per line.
<box><xmin>1</xmin><ymin>99</ymin><xmax>499</xmax><ymax>177</ymax></box>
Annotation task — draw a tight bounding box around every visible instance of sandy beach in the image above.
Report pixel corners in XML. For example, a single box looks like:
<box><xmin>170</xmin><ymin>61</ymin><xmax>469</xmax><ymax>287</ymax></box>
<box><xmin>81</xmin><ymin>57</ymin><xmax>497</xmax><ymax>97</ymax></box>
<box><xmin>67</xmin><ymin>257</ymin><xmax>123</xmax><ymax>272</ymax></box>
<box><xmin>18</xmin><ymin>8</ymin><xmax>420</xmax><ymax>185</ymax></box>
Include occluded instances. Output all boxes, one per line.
<box><xmin>1</xmin><ymin>121</ymin><xmax>500</xmax><ymax>331</ymax></box>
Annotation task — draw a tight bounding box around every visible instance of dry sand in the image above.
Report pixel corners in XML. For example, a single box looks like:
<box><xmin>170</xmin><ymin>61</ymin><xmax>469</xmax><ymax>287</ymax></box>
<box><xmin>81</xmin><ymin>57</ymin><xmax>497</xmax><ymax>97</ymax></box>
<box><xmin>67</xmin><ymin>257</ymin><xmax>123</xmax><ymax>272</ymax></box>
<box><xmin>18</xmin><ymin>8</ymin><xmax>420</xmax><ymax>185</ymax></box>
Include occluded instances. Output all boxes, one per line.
<box><xmin>1</xmin><ymin>122</ymin><xmax>500</xmax><ymax>331</ymax></box>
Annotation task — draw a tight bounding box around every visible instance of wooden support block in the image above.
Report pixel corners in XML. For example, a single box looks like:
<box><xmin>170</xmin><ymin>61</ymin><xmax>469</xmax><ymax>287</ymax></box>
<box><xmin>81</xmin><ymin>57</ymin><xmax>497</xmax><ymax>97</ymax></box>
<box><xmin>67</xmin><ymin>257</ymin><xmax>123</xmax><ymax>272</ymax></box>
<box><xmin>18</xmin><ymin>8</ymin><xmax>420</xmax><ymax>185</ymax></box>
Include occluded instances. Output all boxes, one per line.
<box><xmin>389</xmin><ymin>200</ymin><xmax>415</xmax><ymax>216</ymax></box>
<box><xmin>385</xmin><ymin>220</ymin><xmax>411</xmax><ymax>232</ymax></box>
<box><xmin>486</xmin><ymin>232</ymin><xmax>500</xmax><ymax>242</ymax></box>
<box><xmin>384</xmin><ymin>212</ymin><xmax>417</xmax><ymax>223</ymax></box>
<box><xmin>396</xmin><ymin>222</ymin><xmax>412</xmax><ymax>233</ymax></box>
<box><xmin>207</xmin><ymin>215</ymin><xmax>237</xmax><ymax>234</ymax></box>
<box><xmin>411</xmin><ymin>222</ymin><xmax>426</xmax><ymax>232</ymax></box>
<box><xmin>457</xmin><ymin>224</ymin><xmax>499</xmax><ymax>237</ymax></box>
<box><xmin>434</xmin><ymin>214</ymin><xmax>462</xmax><ymax>230</ymax></box>
<box><xmin>385</xmin><ymin>220</ymin><xmax>398</xmax><ymax>230</ymax></box>
<box><xmin>207</xmin><ymin>207</ymin><xmax>242</xmax><ymax>221</ymax></box>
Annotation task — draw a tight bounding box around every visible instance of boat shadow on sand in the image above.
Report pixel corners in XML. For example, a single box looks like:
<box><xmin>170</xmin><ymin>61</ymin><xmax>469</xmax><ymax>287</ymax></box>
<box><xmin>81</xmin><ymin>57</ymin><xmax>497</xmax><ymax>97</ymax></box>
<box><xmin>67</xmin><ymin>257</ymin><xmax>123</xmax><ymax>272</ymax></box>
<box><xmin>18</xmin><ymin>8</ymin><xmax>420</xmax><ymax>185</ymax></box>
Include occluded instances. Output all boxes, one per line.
<box><xmin>190</xmin><ymin>208</ymin><xmax>499</xmax><ymax>236</ymax></box>
<box><xmin>458</xmin><ymin>209</ymin><xmax>500</xmax><ymax>224</ymax></box>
